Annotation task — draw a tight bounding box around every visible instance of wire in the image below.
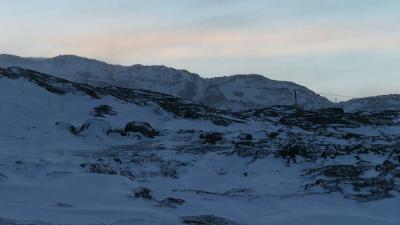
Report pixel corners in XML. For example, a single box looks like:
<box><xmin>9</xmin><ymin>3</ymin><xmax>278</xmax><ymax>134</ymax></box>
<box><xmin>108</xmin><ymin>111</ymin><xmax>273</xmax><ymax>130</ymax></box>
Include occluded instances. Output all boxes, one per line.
<box><xmin>318</xmin><ymin>92</ymin><xmax>357</xmax><ymax>99</ymax></box>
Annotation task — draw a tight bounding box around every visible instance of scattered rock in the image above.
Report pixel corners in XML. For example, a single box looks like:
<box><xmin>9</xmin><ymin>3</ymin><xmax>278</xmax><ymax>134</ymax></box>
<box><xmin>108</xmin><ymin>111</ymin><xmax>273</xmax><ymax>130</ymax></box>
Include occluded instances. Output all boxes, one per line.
<box><xmin>304</xmin><ymin>161</ymin><xmax>400</xmax><ymax>201</ymax></box>
<box><xmin>134</xmin><ymin>187</ymin><xmax>153</xmax><ymax>200</ymax></box>
<box><xmin>157</xmin><ymin>197</ymin><xmax>185</xmax><ymax>208</ymax></box>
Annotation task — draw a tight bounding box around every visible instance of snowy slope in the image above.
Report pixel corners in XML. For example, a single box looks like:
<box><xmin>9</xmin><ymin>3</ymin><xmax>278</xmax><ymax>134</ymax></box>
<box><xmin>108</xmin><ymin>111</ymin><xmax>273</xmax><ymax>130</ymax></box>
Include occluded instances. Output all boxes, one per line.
<box><xmin>1</xmin><ymin>67</ymin><xmax>400</xmax><ymax>225</ymax></box>
<box><xmin>338</xmin><ymin>94</ymin><xmax>400</xmax><ymax>112</ymax></box>
<box><xmin>0</xmin><ymin>54</ymin><xmax>331</xmax><ymax>110</ymax></box>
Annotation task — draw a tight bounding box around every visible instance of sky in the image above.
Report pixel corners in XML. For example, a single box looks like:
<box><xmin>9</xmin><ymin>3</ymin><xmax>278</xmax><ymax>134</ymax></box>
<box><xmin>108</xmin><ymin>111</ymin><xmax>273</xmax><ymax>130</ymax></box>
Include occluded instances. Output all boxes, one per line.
<box><xmin>1</xmin><ymin>0</ymin><xmax>399</xmax><ymax>100</ymax></box>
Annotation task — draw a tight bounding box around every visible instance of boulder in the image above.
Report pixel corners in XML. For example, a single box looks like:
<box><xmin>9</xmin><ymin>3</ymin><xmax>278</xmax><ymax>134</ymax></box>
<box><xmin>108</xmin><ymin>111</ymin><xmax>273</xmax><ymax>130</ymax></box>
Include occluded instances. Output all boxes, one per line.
<box><xmin>124</xmin><ymin>121</ymin><xmax>158</xmax><ymax>138</ymax></box>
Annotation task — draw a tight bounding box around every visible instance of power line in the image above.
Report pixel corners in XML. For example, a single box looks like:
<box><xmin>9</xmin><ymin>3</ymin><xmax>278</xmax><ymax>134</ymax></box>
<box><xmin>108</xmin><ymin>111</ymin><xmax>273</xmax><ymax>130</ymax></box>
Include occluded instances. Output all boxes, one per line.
<box><xmin>318</xmin><ymin>92</ymin><xmax>358</xmax><ymax>99</ymax></box>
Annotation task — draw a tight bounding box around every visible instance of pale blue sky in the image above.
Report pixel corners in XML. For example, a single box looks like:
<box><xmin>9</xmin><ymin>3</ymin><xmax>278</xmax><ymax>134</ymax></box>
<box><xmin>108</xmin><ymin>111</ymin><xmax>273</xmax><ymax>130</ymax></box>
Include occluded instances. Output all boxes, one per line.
<box><xmin>1</xmin><ymin>0</ymin><xmax>399</xmax><ymax>100</ymax></box>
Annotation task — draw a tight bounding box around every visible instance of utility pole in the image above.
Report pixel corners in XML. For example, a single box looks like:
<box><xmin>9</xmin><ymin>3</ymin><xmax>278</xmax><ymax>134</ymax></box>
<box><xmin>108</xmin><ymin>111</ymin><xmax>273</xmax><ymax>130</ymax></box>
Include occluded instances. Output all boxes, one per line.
<box><xmin>293</xmin><ymin>90</ymin><xmax>298</xmax><ymax>109</ymax></box>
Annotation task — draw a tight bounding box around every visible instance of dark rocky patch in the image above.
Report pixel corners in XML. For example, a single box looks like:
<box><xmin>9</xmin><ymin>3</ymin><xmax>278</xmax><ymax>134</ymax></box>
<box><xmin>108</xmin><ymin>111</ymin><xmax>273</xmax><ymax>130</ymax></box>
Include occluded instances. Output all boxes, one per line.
<box><xmin>268</xmin><ymin>132</ymin><xmax>279</xmax><ymax>138</ymax></box>
<box><xmin>304</xmin><ymin>160</ymin><xmax>400</xmax><ymax>201</ymax></box>
<box><xmin>157</xmin><ymin>197</ymin><xmax>185</xmax><ymax>208</ymax></box>
<box><xmin>199</xmin><ymin>132</ymin><xmax>224</xmax><ymax>144</ymax></box>
<box><xmin>238</xmin><ymin>133</ymin><xmax>252</xmax><ymax>141</ymax></box>
<box><xmin>279</xmin><ymin>107</ymin><xmax>398</xmax><ymax>130</ymax></box>
<box><xmin>83</xmin><ymin>162</ymin><xmax>117</xmax><ymax>175</ymax></box>
<box><xmin>134</xmin><ymin>187</ymin><xmax>153</xmax><ymax>200</ymax></box>
<box><xmin>91</xmin><ymin>104</ymin><xmax>117</xmax><ymax>117</ymax></box>
<box><xmin>181</xmin><ymin>215</ymin><xmax>240</xmax><ymax>225</ymax></box>
<box><xmin>306</xmin><ymin>165</ymin><xmax>367</xmax><ymax>179</ymax></box>
<box><xmin>174</xmin><ymin>188</ymin><xmax>255</xmax><ymax>198</ymax></box>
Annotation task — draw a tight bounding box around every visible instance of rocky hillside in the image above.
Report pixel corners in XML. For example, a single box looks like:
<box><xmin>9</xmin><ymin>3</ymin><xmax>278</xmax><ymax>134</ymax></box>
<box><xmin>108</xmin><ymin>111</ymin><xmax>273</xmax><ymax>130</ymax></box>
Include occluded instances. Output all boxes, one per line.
<box><xmin>1</xmin><ymin>67</ymin><xmax>400</xmax><ymax>225</ymax></box>
<box><xmin>0</xmin><ymin>54</ymin><xmax>331</xmax><ymax>110</ymax></box>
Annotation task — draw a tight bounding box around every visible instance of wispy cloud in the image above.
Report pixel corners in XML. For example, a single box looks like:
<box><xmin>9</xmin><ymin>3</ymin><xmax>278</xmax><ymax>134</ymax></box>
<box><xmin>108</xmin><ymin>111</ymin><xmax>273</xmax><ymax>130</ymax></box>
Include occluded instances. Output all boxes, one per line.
<box><xmin>0</xmin><ymin>0</ymin><xmax>399</xmax><ymax>97</ymax></box>
<box><xmin>54</xmin><ymin>22</ymin><xmax>400</xmax><ymax>63</ymax></box>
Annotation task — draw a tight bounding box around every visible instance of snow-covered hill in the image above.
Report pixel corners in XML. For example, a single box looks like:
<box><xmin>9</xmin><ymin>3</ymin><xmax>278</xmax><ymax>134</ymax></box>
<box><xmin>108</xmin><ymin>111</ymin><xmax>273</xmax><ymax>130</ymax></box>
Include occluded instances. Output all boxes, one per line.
<box><xmin>0</xmin><ymin>54</ymin><xmax>331</xmax><ymax>111</ymax></box>
<box><xmin>338</xmin><ymin>94</ymin><xmax>400</xmax><ymax>112</ymax></box>
<box><xmin>1</xmin><ymin>67</ymin><xmax>400</xmax><ymax>225</ymax></box>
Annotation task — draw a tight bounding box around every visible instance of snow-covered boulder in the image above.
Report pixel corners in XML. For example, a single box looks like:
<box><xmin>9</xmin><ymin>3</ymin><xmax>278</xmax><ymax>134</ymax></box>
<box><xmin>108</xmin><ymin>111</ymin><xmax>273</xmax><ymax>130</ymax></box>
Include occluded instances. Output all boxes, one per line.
<box><xmin>78</xmin><ymin>119</ymin><xmax>112</xmax><ymax>136</ymax></box>
<box><xmin>55</xmin><ymin>122</ymin><xmax>77</xmax><ymax>134</ymax></box>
